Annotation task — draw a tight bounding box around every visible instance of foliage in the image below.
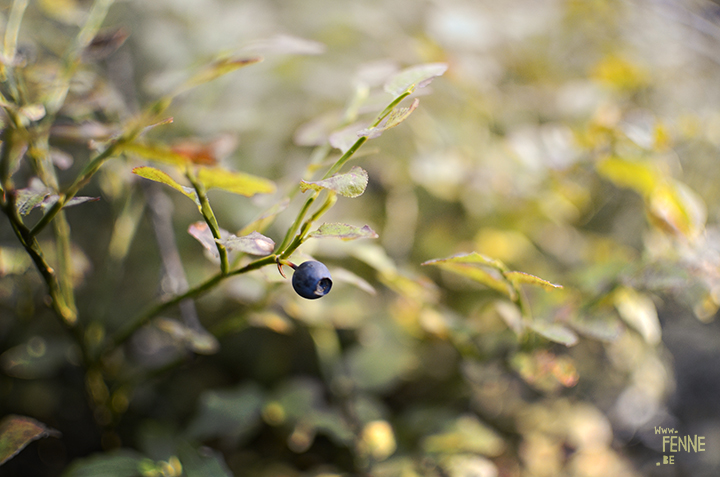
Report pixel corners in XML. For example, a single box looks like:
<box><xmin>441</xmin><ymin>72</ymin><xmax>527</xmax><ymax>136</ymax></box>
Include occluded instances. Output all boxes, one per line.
<box><xmin>2</xmin><ymin>1</ymin><xmax>720</xmax><ymax>476</ymax></box>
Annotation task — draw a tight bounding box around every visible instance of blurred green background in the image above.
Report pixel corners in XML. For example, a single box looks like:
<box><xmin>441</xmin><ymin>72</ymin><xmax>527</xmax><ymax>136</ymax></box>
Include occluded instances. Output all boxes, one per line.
<box><xmin>3</xmin><ymin>0</ymin><xmax>720</xmax><ymax>476</ymax></box>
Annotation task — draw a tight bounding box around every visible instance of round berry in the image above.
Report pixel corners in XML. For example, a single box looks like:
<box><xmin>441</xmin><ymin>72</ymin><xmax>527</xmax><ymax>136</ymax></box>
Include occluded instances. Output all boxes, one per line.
<box><xmin>291</xmin><ymin>261</ymin><xmax>332</xmax><ymax>299</ymax></box>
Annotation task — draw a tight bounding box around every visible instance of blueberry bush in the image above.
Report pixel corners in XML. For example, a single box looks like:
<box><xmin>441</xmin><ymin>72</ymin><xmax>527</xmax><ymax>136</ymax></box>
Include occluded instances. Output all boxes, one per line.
<box><xmin>2</xmin><ymin>1</ymin><xmax>720</xmax><ymax>476</ymax></box>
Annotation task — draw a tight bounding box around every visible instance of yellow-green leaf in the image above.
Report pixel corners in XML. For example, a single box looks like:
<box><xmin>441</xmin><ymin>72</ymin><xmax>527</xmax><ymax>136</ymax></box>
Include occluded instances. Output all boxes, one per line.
<box><xmin>179</xmin><ymin>56</ymin><xmax>263</xmax><ymax>93</ymax></box>
<box><xmin>132</xmin><ymin>166</ymin><xmax>198</xmax><ymax>203</ymax></box>
<box><xmin>526</xmin><ymin>321</ymin><xmax>578</xmax><ymax>346</ymax></box>
<box><xmin>197</xmin><ymin>167</ymin><xmax>276</xmax><ymax>197</ymax></box>
<box><xmin>503</xmin><ymin>271</ymin><xmax>563</xmax><ymax>290</ymax></box>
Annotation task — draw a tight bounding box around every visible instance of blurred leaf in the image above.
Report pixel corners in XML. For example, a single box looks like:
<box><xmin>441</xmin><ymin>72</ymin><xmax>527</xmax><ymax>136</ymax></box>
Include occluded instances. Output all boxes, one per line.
<box><xmin>331</xmin><ymin>267</ymin><xmax>377</xmax><ymax>295</ymax></box>
<box><xmin>219</xmin><ymin>231</ymin><xmax>275</xmax><ymax>255</ymax></box>
<box><xmin>358</xmin><ymin>98</ymin><xmax>419</xmax><ymax>139</ymax></box>
<box><xmin>441</xmin><ymin>455</ymin><xmax>498</xmax><ymax>477</ymax></box>
<box><xmin>504</xmin><ymin>271</ymin><xmax>563</xmax><ymax>291</ymax></box>
<box><xmin>300</xmin><ymin>166</ymin><xmax>368</xmax><ymax>198</ymax></box>
<box><xmin>422</xmin><ymin>252</ymin><xmax>508</xmax><ymax>271</ymax></box>
<box><xmin>308</xmin><ymin>223</ymin><xmax>378</xmax><ymax>241</ymax></box>
<box><xmin>649</xmin><ymin>181</ymin><xmax>706</xmax><ymax>238</ymax></box>
<box><xmin>0</xmin><ymin>415</ymin><xmax>60</xmax><ymax>465</ymax></box>
<box><xmin>422</xmin><ymin>415</ymin><xmax>504</xmax><ymax>456</ymax></box>
<box><xmin>18</xmin><ymin>104</ymin><xmax>46</xmax><ymax>122</ymax></box>
<box><xmin>423</xmin><ymin>253</ymin><xmax>511</xmax><ymax>295</ymax></box>
<box><xmin>329</xmin><ymin>123</ymin><xmax>367</xmax><ymax>153</ymax></box>
<box><xmin>185</xmin><ymin>382</ymin><xmax>265</xmax><ymax>444</ymax></box>
<box><xmin>346</xmin><ymin>333</ymin><xmax>417</xmax><ymax>392</ymax></box>
<box><xmin>384</xmin><ymin>63</ymin><xmax>448</xmax><ymax>97</ymax></box>
<box><xmin>62</xmin><ymin>450</ymin><xmax>144</xmax><ymax>477</ymax></box>
<box><xmin>179</xmin><ymin>56</ymin><xmax>263</xmax><ymax>93</ymax></box>
<box><xmin>176</xmin><ymin>441</ymin><xmax>232</xmax><ymax>477</ymax></box>
<box><xmin>613</xmin><ymin>287</ymin><xmax>661</xmax><ymax>345</ymax></box>
<box><xmin>244</xmin><ymin>34</ymin><xmax>326</xmax><ymax>55</ymax></box>
<box><xmin>0</xmin><ymin>247</ymin><xmax>33</xmax><ymax>275</ymax></box>
<box><xmin>596</xmin><ymin>156</ymin><xmax>659</xmax><ymax>197</ymax></box>
<box><xmin>0</xmin><ymin>336</ymin><xmax>73</xmax><ymax>379</ymax></box>
<box><xmin>359</xmin><ymin>420</ymin><xmax>397</xmax><ymax>461</ymax></box>
<box><xmin>155</xmin><ymin>318</ymin><xmax>219</xmax><ymax>355</ymax></box>
<box><xmin>591</xmin><ymin>54</ymin><xmax>648</xmax><ymax>91</ymax></box>
<box><xmin>132</xmin><ymin>166</ymin><xmax>199</xmax><ymax>204</ymax></box>
<box><xmin>123</xmin><ymin>142</ymin><xmax>193</xmax><ymax>167</ymax></box>
<box><xmin>569</xmin><ymin>310</ymin><xmax>623</xmax><ymax>342</ymax></box>
<box><xmin>239</xmin><ymin>198</ymin><xmax>290</xmax><ymax>236</ymax></box>
<box><xmin>83</xmin><ymin>27</ymin><xmax>130</xmax><ymax>61</ymax></box>
<box><xmin>526</xmin><ymin>321</ymin><xmax>578</xmax><ymax>346</ymax></box>
<box><xmin>197</xmin><ymin>167</ymin><xmax>276</xmax><ymax>197</ymax></box>
<box><xmin>511</xmin><ymin>351</ymin><xmax>579</xmax><ymax>392</ymax></box>
<box><xmin>38</xmin><ymin>0</ymin><xmax>84</xmax><ymax>24</ymax></box>
<box><xmin>188</xmin><ymin>222</ymin><xmax>221</xmax><ymax>258</ymax></box>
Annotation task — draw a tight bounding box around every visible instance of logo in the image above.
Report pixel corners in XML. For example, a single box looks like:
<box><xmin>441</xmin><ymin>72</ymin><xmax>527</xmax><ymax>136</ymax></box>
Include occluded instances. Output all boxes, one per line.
<box><xmin>655</xmin><ymin>427</ymin><xmax>705</xmax><ymax>465</ymax></box>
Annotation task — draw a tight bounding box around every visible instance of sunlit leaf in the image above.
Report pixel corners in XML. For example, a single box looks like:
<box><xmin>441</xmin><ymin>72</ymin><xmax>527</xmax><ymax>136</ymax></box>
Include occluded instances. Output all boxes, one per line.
<box><xmin>180</xmin><ymin>56</ymin><xmax>263</xmax><ymax>92</ymax></box>
<box><xmin>0</xmin><ymin>415</ymin><xmax>60</xmax><ymax>465</ymax></box>
<box><xmin>197</xmin><ymin>167</ymin><xmax>276</xmax><ymax>197</ymax></box>
<box><xmin>358</xmin><ymin>98</ymin><xmax>419</xmax><ymax>139</ymax></box>
<box><xmin>308</xmin><ymin>223</ymin><xmax>378</xmax><ymax>241</ymax></box>
<box><xmin>132</xmin><ymin>166</ymin><xmax>199</xmax><ymax>204</ymax></box>
<box><xmin>422</xmin><ymin>252</ymin><xmax>508</xmax><ymax>271</ymax></box>
<box><xmin>526</xmin><ymin>321</ymin><xmax>578</xmax><ymax>346</ymax></box>
<box><xmin>504</xmin><ymin>271</ymin><xmax>562</xmax><ymax>290</ymax></box>
<box><xmin>649</xmin><ymin>181</ymin><xmax>706</xmax><ymax>238</ymax></box>
<box><xmin>422</xmin><ymin>252</ymin><xmax>511</xmax><ymax>295</ymax></box>
<box><xmin>613</xmin><ymin>287</ymin><xmax>661</xmax><ymax>345</ymax></box>
<box><xmin>300</xmin><ymin>166</ymin><xmax>368</xmax><ymax>198</ymax></box>
<box><xmin>219</xmin><ymin>231</ymin><xmax>275</xmax><ymax>255</ymax></box>
<box><xmin>384</xmin><ymin>62</ymin><xmax>448</xmax><ymax>97</ymax></box>
<box><xmin>123</xmin><ymin>142</ymin><xmax>193</xmax><ymax>167</ymax></box>
<box><xmin>596</xmin><ymin>156</ymin><xmax>659</xmax><ymax>197</ymax></box>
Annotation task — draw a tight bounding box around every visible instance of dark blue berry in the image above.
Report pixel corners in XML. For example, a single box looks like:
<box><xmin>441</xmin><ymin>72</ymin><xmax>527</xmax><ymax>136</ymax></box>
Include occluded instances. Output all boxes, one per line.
<box><xmin>292</xmin><ymin>261</ymin><xmax>332</xmax><ymax>299</ymax></box>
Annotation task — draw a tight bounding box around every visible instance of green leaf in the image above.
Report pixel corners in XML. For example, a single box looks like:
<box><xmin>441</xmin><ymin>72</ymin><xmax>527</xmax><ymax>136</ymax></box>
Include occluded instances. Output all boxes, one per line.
<box><xmin>0</xmin><ymin>415</ymin><xmax>60</xmax><ymax>466</ymax></box>
<box><xmin>219</xmin><ymin>231</ymin><xmax>275</xmax><ymax>255</ymax></box>
<box><xmin>62</xmin><ymin>450</ymin><xmax>144</xmax><ymax>477</ymax></box>
<box><xmin>300</xmin><ymin>166</ymin><xmax>368</xmax><ymax>198</ymax></box>
<box><xmin>179</xmin><ymin>56</ymin><xmax>263</xmax><ymax>92</ymax></box>
<box><xmin>185</xmin><ymin>383</ymin><xmax>265</xmax><ymax>444</ymax></box>
<box><xmin>422</xmin><ymin>252</ymin><xmax>511</xmax><ymax>295</ymax></box>
<box><xmin>15</xmin><ymin>188</ymin><xmax>49</xmax><ymax>215</ymax></box>
<box><xmin>197</xmin><ymin>167</ymin><xmax>276</xmax><ymax>197</ymax></box>
<box><xmin>503</xmin><ymin>271</ymin><xmax>563</xmax><ymax>290</ymax></box>
<box><xmin>308</xmin><ymin>223</ymin><xmax>378</xmax><ymax>241</ymax></box>
<box><xmin>422</xmin><ymin>414</ymin><xmax>505</xmax><ymax>456</ymax></box>
<box><xmin>132</xmin><ymin>166</ymin><xmax>198</xmax><ymax>203</ymax></box>
<box><xmin>526</xmin><ymin>321</ymin><xmax>579</xmax><ymax>346</ymax></box>
<box><xmin>358</xmin><ymin>98</ymin><xmax>419</xmax><ymax>139</ymax></box>
<box><xmin>422</xmin><ymin>252</ymin><xmax>508</xmax><ymax>271</ymax></box>
<box><xmin>384</xmin><ymin>62</ymin><xmax>448</xmax><ymax>97</ymax></box>
<box><xmin>176</xmin><ymin>441</ymin><xmax>232</xmax><ymax>477</ymax></box>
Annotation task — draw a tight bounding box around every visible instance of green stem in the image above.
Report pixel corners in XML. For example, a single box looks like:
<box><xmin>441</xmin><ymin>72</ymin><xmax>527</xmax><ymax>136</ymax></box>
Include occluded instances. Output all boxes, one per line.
<box><xmin>186</xmin><ymin>169</ymin><xmax>229</xmax><ymax>274</ymax></box>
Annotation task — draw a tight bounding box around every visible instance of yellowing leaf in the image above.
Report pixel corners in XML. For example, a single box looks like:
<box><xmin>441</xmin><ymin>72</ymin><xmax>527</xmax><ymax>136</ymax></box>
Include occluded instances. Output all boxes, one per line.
<box><xmin>504</xmin><ymin>271</ymin><xmax>562</xmax><ymax>291</ymax></box>
<box><xmin>596</xmin><ymin>156</ymin><xmax>659</xmax><ymax>197</ymax></box>
<box><xmin>123</xmin><ymin>142</ymin><xmax>193</xmax><ymax>167</ymax></box>
<box><xmin>591</xmin><ymin>55</ymin><xmax>649</xmax><ymax>91</ymax></box>
<box><xmin>300</xmin><ymin>166</ymin><xmax>368</xmax><ymax>198</ymax></box>
<box><xmin>132</xmin><ymin>166</ymin><xmax>199</xmax><ymax>203</ymax></box>
<box><xmin>308</xmin><ymin>223</ymin><xmax>378</xmax><ymax>241</ymax></box>
<box><xmin>179</xmin><ymin>56</ymin><xmax>263</xmax><ymax>93</ymax></box>
<box><xmin>197</xmin><ymin>167</ymin><xmax>276</xmax><ymax>197</ymax></box>
<box><xmin>613</xmin><ymin>287</ymin><xmax>661</xmax><ymax>345</ymax></box>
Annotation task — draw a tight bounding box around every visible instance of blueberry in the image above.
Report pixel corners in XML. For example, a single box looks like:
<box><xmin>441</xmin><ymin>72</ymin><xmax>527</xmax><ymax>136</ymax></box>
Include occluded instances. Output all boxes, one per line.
<box><xmin>292</xmin><ymin>261</ymin><xmax>332</xmax><ymax>299</ymax></box>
